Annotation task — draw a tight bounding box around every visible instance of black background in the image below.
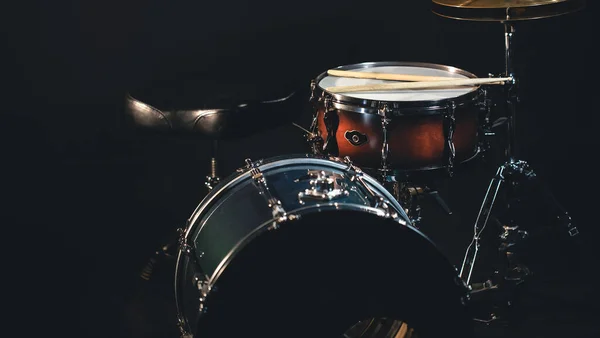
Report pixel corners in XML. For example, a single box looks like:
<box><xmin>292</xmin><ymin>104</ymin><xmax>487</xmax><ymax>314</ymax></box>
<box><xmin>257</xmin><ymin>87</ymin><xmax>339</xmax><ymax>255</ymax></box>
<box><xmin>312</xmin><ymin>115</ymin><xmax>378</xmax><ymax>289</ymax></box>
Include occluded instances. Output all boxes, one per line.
<box><xmin>3</xmin><ymin>1</ymin><xmax>598</xmax><ymax>337</ymax></box>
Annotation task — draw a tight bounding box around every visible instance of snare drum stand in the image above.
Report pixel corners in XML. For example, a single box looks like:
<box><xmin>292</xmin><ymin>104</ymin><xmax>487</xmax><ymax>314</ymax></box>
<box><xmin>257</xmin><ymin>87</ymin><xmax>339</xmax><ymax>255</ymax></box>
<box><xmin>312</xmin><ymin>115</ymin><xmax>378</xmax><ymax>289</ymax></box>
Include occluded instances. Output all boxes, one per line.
<box><xmin>459</xmin><ymin>22</ymin><xmax>580</xmax><ymax>324</ymax></box>
<box><xmin>382</xmin><ymin>174</ymin><xmax>453</xmax><ymax>227</ymax></box>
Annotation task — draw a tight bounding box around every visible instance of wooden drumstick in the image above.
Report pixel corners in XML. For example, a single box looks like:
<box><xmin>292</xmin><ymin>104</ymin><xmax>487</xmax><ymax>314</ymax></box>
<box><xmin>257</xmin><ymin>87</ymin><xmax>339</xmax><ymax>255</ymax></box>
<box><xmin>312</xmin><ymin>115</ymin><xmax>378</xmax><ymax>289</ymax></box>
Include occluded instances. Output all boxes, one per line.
<box><xmin>326</xmin><ymin>77</ymin><xmax>512</xmax><ymax>93</ymax></box>
<box><xmin>394</xmin><ymin>322</ymin><xmax>411</xmax><ymax>338</ymax></box>
<box><xmin>328</xmin><ymin>69</ymin><xmax>456</xmax><ymax>82</ymax></box>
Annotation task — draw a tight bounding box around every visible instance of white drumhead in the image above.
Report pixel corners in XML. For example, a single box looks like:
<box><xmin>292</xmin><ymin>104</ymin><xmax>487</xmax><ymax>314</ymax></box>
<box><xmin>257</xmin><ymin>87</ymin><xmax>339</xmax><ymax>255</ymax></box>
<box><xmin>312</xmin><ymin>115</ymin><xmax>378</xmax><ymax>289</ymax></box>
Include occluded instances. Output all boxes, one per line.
<box><xmin>319</xmin><ymin>65</ymin><xmax>477</xmax><ymax>101</ymax></box>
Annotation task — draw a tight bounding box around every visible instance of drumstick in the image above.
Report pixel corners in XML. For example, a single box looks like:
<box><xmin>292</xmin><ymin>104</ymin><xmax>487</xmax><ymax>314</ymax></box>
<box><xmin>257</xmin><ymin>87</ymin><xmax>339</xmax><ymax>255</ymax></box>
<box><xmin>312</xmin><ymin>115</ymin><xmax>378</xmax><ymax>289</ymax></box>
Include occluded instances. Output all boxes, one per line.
<box><xmin>326</xmin><ymin>77</ymin><xmax>512</xmax><ymax>93</ymax></box>
<box><xmin>328</xmin><ymin>69</ymin><xmax>456</xmax><ymax>82</ymax></box>
<box><xmin>395</xmin><ymin>322</ymin><xmax>410</xmax><ymax>338</ymax></box>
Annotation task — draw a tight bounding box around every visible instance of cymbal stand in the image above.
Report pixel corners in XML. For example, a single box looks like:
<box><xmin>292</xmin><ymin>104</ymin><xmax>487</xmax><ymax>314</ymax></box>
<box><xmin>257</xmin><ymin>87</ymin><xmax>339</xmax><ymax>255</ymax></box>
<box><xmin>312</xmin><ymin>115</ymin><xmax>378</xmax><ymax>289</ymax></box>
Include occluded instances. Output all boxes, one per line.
<box><xmin>458</xmin><ymin>21</ymin><xmax>580</xmax><ymax>322</ymax></box>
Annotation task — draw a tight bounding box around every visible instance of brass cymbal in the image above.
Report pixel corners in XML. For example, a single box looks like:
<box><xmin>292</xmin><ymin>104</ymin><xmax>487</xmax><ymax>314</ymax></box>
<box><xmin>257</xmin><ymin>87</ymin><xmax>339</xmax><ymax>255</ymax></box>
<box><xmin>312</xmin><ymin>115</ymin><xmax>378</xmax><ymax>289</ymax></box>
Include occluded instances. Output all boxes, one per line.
<box><xmin>432</xmin><ymin>0</ymin><xmax>586</xmax><ymax>21</ymax></box>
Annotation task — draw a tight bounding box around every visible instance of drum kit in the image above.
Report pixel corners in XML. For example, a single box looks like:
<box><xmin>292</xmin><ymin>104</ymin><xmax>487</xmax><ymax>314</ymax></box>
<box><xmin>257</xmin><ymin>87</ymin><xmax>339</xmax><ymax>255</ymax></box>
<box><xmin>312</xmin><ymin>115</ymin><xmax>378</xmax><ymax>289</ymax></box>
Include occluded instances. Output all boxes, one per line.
<box><xmin>125</xmin><ymin>1</ymin><xmax>586</xmax><ymax>337</ymax></box>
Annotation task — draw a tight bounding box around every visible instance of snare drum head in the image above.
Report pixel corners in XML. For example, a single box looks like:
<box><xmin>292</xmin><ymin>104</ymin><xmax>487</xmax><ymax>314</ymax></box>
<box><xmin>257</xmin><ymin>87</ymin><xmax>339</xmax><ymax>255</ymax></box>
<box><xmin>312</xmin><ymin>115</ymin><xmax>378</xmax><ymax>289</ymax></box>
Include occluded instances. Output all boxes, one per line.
<box><xmin>318</xmin><ymin>62</ymin><xmax>478</xmax><ymax>102</ymax></box>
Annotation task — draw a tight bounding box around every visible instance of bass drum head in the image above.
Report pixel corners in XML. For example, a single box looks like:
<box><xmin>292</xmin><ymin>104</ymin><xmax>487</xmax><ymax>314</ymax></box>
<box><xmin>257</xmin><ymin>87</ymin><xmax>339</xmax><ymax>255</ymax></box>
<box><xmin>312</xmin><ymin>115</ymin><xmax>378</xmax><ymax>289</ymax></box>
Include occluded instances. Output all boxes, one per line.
<box><xmin>194</xmin><ymin>209</ymin><xmax>473</xmax><ymax>338</ymax></box>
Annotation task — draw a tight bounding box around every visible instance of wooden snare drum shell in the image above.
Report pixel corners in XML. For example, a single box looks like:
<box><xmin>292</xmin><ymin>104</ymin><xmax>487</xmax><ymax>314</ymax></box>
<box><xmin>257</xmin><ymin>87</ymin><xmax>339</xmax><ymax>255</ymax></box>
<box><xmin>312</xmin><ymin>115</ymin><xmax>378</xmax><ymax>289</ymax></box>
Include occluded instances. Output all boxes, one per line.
<box><xmin>315</xmin><ymin>104</ymin><xmax>480</xmax><ymax>171</ymax></box>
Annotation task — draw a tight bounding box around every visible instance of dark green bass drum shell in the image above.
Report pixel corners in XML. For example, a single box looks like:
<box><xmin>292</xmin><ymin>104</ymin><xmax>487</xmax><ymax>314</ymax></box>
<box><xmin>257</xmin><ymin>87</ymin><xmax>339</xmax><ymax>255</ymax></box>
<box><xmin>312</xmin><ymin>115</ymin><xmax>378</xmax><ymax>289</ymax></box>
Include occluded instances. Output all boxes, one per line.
<box><xmin>174</xmin><ymin>154</ymin><xmax>473</xmax><ymax>338</ymax></box>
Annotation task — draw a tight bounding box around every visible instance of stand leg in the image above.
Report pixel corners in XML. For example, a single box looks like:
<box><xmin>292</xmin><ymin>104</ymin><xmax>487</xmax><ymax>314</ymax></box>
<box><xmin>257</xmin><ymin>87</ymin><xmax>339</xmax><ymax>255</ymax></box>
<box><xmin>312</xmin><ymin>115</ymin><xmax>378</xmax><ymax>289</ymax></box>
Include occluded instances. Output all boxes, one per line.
<box><xmin>459</xmin><ymin>165</ymin><xmax>505</xmax><ymax>285</ymax></box>
<box><xmin>459</xmin><ymin>19</ymin><xmax>584</xmax><ymax>326</ymax></box>
<box><xmin>462</xmin><ymin>159</ymin><xmax>581</xmax><ymax>324</ymax></box>
<box><xmin>504</xmin><ymin>22</ymin><xmax>518</xmax><ymax>161</ymax></box>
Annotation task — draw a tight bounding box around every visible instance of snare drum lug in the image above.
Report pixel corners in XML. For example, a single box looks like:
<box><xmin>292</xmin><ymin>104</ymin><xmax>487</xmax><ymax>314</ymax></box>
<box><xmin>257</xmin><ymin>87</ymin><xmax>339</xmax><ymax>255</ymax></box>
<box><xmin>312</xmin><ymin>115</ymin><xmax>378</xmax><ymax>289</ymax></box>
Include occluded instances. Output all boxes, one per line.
<box><xmin>378</xmin><ymin>104</ymin><xmax>392</xmax><ymax>176</ymax></box>
<box><xmin>443</xmin><ymin>102</ymin><xmax>457</xmax><ymax>177</ymax></box>
<box><xmin>322</xmin><ymin>98</ymin><xmax>340</xmax><ymax>156</ymax></box>
<box><xmin>377</xmin><ymin>103</ymin><xmax>391</xmax><ymax>116</ymax></box>
<box><xmin>323</xmin><ymin>96</ymin><xmax>331</xmax><ymax>109</ymax></box>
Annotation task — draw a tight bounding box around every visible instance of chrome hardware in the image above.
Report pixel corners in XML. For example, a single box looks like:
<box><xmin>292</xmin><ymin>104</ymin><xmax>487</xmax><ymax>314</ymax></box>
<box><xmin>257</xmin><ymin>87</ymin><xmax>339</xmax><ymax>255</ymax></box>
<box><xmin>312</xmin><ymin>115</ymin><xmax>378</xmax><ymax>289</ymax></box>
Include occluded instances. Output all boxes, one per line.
<box><xmin>339</xmin><ymin>157</ymin><xmax>402</xmax><ymax>221</ymax></box>
<box><xmin>443</xmin><ymin>101</ymin><xmax>457</xmax><ymax>177</ymax></box>
<box><xmin>309</xmin><ymin>80</ymin><xmax>317</xmax><ymax>103</ymax></box>
<box><xmin>378</xmin><ymin>104</ymin><xmax>392</xmax><ymax>177</ymax></box>
<box><xmin>459</xmin><ymin>165</ymin><xmax>505</xmax><ymax>285</ymax></box>
<box><xmin>560</xmin><ymin>213</ymin><xmax>579</xmax><ymax>236</ymax></box>
<box><xmin>177</xmin><ymin>228</ymin><xmax>193</xmax><ymax>256</ymax></box>
<box><xmin>481</xmin><ymin>86</ymin><xmax>492</xmax><ymax>128</ymax></box>
<box><xmin>307</xmin><ymin>81</ymin><xmax>325</xmax><ymax>153</ymax></box>
<box><xmin>397</xmin><ymin>183</ymin><xmax>424</xmax><ymax>225</ymax></box>
<box><xmin>237</xmin><ymin>158</ymin><xmax>263</xmax><ymax>173</ymax></box>
<box><xmin>298</xmin><ymin>170</ymin><xmax>349</xmax><ymax>203</ymax></box>
<box><xmin>194</xmin><ymin>275</ymin><xmax>211</xmax><ymax>316</ymax></box>
<box><xmin>478</xmin><ymin>87</ymin><xmax>495</xmax><ymax>155</ymax></box>
<box><xmin>205</xmin><ymin>140</ymin><xmax>221</xmax><ymax>191</ymax></box>
<box><xmin>195</xmin><ymin>275</ymin><xmax>212</xmax><ymax>298</ymax></box>
<box><xmin>324</xmin><ymin>96</ymin><xmax>333</xmax><ymax>112</ymax></box>
<box><xmin>177</xmin><ymin>317</ymin><xmax>193</xmax><ymax>338</ymax></box>
<box><xmin>205</xmin><ymin>174</ymin><xmax>220</xmax><ymax>191</ymax></box>
<box><xmin>322</xmin><ymin>97</ymin><xmax>339</xmax><ymax>157</ymax></box>
<box><xmin>370</xmin><ymin>195</ymin><xmax>404</xmax><ymax>223</ymax></box>
<box><xmin>245</xmin><ymin>158</ymin><xmax>287</xmax><ymax>229</ymax></box>
<box><xmin>342</xmin><ymin>156</ymin><xmax>381</xmax><ymax>204</ymax></box>
<box><xmin>499</xmin><ymin>225</ymin><xmax>529</xmax><ymax>244</ymax></box>
<box><xmin>344</xmin><ymin>130</ymin><xmax>368</xmax><ymax>146</ymax></box>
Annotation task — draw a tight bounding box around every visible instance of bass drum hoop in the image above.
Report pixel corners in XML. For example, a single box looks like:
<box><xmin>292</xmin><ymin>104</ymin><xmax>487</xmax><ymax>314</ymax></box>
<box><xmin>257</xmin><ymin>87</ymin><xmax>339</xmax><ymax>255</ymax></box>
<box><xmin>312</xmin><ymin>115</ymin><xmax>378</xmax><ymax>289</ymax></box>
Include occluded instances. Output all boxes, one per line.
<box><xmin>312</xmin><ymin>61</ymin><xmax>482</xmax><ymax>116</ymax></box>
<box><xmin>184</xmin><ymin>154</ymin><xmax>409</xmax><ymax>240</ymax></box>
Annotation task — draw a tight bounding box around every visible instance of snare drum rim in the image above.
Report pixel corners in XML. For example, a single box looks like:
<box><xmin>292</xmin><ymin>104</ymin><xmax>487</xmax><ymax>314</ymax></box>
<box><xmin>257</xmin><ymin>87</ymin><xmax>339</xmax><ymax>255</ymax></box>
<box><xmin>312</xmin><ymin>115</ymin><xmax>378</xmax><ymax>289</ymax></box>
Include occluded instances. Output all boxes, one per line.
<box><xmin>313</xmin><ymin>61</ymin><xmax>482</xmax><ymax>116</ymax></box>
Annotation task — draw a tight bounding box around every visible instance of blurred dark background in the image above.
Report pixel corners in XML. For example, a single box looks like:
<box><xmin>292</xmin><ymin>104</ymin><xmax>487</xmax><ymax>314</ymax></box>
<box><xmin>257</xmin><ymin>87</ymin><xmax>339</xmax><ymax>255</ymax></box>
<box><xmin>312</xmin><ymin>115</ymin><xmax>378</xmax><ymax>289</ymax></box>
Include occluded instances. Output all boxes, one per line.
<box><xmin>2</xmin><ymin>1</ymin><xmax>598</xmax><ymax>337</ymax></box>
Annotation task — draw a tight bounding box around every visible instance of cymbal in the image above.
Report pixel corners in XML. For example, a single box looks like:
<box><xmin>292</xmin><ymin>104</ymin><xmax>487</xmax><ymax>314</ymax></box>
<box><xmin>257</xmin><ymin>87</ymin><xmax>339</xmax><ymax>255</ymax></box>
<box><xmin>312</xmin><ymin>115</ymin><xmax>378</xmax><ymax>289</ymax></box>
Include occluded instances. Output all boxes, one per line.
<box><xmin>432</xmin><ymin>0</ymin><xmax>586</xmax><ymax>21</ymax></box>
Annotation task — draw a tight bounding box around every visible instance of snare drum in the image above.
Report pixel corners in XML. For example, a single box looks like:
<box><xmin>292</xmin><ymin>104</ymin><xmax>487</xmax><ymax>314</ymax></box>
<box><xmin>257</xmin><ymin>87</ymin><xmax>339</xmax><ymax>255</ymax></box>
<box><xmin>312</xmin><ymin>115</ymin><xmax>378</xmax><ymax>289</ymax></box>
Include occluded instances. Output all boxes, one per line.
<box><xmin>309</xmin><ymin>62</ymin><xmax>484</xmax><ymax>174</ymax></box>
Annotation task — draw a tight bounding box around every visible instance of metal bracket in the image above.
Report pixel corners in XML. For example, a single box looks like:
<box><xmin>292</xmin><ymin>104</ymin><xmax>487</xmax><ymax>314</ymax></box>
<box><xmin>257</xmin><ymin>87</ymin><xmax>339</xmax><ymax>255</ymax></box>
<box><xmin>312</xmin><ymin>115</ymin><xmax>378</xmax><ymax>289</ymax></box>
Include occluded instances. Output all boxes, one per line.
<box><xmin>297</xmin><ymin>170</ymin><xmax>349</xmax><ymax>203</ymax></box>
<box><xmin>177</xmin><ymin>227</ymin><xmax>193</xmax><ymax>257</ymax></box>
<box><xmin>322</xmin><ymin>97</ymin><xmax>339</xmax><ymax>157</ymax></box>
<box><xmin>443</xmin><ymin>101</ymin><xmax>457</xmax><ymax>177</ymax></box>
<box><xmin>309</xmin><ymin>80</ymin><xmax>317</xmax><ymax>103</ymax></box>
<box><xmin>378</xmin><ymin>104</ymin><xmax>392</xmax><ymax>177</ymax></box>
<box><xmin>177</xmin><ymin>317</ymin><xmax>193</xmax><ymax>338</ymax></box>
<box><xmin>245</xmin><ymin>158</ymin><xmax>287</xmax><ymax>230</ymax></box>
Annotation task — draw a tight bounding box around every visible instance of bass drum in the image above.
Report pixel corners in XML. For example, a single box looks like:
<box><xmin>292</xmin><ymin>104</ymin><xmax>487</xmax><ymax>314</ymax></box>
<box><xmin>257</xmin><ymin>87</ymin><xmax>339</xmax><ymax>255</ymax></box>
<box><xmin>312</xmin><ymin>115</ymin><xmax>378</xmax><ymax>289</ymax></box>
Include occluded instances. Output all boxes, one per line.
<box><xmin>174</xmin><ymin>155</ymin><xmax>473</xmax><ymax>338</ymax></box>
